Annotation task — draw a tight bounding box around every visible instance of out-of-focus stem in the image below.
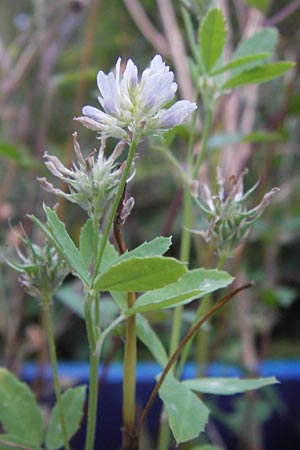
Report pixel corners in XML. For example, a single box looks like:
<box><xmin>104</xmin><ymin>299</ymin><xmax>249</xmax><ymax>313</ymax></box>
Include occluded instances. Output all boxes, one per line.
<box><xmin>43</xmin><ymin>297</ymin><xmax>70</xmax><ymax>450</ymax></box>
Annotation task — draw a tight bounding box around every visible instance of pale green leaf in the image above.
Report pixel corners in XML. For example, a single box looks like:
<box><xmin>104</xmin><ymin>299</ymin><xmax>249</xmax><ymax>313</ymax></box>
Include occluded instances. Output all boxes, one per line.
<box><xmin>119</xmin><ymin>236</ymin><xmax>172</xmax><ymax>262</ymax></box>
<box><xmin>199</xmin><ymin>8</ymin><xmax>227</xmax><ymax>72</ymax></box>
<box><xmin>56</xmin><ymin>285</ymin><xmax>84</xmax><ymax>318</ymax></box>
<box><xmin>136</xmin><ymin>314</ymin><xmax>168</xmax><ymax>367</ymax></box>
<box><xmin>0</xmin><ymin>434</ymin><xmax>42</xmax><ymax>450</ymax></box>
<box><xmin>208</xmin><ymin>130</ymin><xmax>285</xmax><ymax>148</ymax></box>
<box><xmin>79</xmin><ymin>218</ymin><xmax>94</xmax><ymax>270</ymax></box>
<box><xmin>0</xmin><ymin>369</ymin><xmax>44</xmax><ymax>447</ymax></box>
<box><xmin>231</xmin><ymin>28</ymin><xmax>278</xmax><ymax>75</ymax></box>
<box><xmin>183</xmin><ymin>377</ymin><xmax>278</xmax><ymax>395</ymax></box>
<box><xmin>158</xmin><ymin>374</ymin><xmax>210</xmax><ymax>444</ymax></box>
<box><xmin>190</xmin><ymin>446</ymin><xmax>222</xmax><ymax>450</ymax></box>
<box><xmin>99</xmin><ymin>239</ymin><xmax>119</xmax><ymax>273</ymax></box>
<box><xmin>45</xmin><ymin>386</ymin><xmax>86</xmax><ymax>450</ymax></box>
<box><xmin>223</xmin><ymin>62</ymin><xmax>294</xmax><ymax>89</ymax></box>
<box><xmin>210</xmin><ymin>52</ymin><xmax>270</xmax><ymax>76</ymax></box>
<box><xmin>31</xmin><ymin>206</ymin><xmax>90</xmax><ymax>284</ymax></box>
<box><xmin>245</xmin><ymin>0</ymin><xmax>269</xmax><ymax>13</ymax></box>
<box><xmin>94</xmin><ymin>256</ymin><xmax>187</xmax><ymax>292</ymax></box>
<box><xmin>78</xmin><ymin>218</ymin><xmax>119</xmax><ymax>273</ymax></box>
<box><xmin>128</xmin><ymin>269</ymin><xmax>233</xmax><ymax>315</ymax></box>
<box><xmin>0</xmin><ymin>142</ymin><xmax>34</xmax><ymax>168</ymax></box>
<box><xmin>242</xmin><ymin>131</ymin><xmax>286</xmax><ymax>143</ymax></box>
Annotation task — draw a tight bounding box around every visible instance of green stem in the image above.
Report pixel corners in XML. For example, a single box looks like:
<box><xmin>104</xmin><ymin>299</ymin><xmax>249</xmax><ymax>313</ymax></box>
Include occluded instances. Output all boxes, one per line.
<box><xmin>43</xmin><ymin>298</ymin><xmax>70</xmax><ymax>450</ymax></box>
<box><xmin>157</xmin><ymin>104</ymin><xmax>214</xmax><ymax>450</ymax></box>
<box><xmin>84</xmin><ymin>295</ymin><xmax>100</xmax><ymax>450</ymax></box>
<box><xmin>92</xmin><ymin>211</ymin><xmax>101</xmax><ymax>334</ymax></box>
<box><xmin>193</xmin><ymin>104</ymin><xmax>213</xmax><ymax>179</ymax></box>
<box><xmin>159</xmin><ymin>109</ymin><xmax>198</xmax><ymax>450</ymax></box>
<box><xmin>137</xmin><ymin>283</ymin><xmax>253</xmax><ymax>437</ymax></box>
<box><xmin>122</xmin><ymin>292</ymin><xmax>137</xmax><ymax>450</ymax></box>
<box><xmin>85</xmin><ymin>352</ymin><xmax>99</xmax><ymax>450</ymax></box>
<box><xmin>177</xmin><ymin>254</ymin><xmax>227</xmax><ymax>375</ymax></box>
<box><xmin>168</xmin><ymin>107</ymin><xmax>197</xmax><ymax>358</ymax></box>
<box><xmin>93</xmin><ymin>138</ymin><xmax>137</xmax><ymax>279</ymax></box>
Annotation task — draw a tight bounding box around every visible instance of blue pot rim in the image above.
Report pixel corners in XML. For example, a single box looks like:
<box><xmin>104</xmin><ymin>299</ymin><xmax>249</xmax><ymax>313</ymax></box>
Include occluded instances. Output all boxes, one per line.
<box><xmin>20</xmin><ymin>359</ymin><xmax>300</xmax><ymax>382</ymax></box>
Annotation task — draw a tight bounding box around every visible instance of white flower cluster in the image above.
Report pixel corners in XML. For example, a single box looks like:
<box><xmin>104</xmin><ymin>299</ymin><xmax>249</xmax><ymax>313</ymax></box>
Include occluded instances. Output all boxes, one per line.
<box><xmin>75</xmin><ymin>55</ymin><xmax>196</xmax><ymax>140</ymax></box>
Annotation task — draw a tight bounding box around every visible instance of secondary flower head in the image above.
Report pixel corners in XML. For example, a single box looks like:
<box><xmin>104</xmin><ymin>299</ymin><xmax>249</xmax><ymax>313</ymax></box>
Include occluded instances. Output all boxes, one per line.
<box><xmin>74</xmin><ymin>55</ymin><xmax>197</xmax><ymax>140</ymax></box>
<box><xmin>4</xmin><ymin>232</ymin><xmax>69</xmax><ymax>300</ymax></box>
<box><xmin>192</xmin><ymin>168</ymin><xmax>279</xmax><ymax>258</ymax></box>
<box><xmin>38</xmin><ymin>133</ymin><xmax>130</xmax><ymax>220</ymax></box>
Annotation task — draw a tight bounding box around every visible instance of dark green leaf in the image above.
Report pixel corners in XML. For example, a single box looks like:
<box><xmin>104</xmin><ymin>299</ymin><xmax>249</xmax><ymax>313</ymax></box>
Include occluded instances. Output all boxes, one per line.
<box><xmin>183</xmin><ymin>377</ymin><xmax>278</xmax><ymax>395</ymax></box>
<box><xmin>223</xmin><ymin>62</ymin><xmax>294</xmax><ymax>89</ymax></box>
<box><xmin>0</xmin><ymin>369</ymin><xmax>44</xmax><ymax>447</ymax></box>
<box><xmin>45</xmin><ymin>386</ymin><xmax>86</xmax><ymax>450</ymax></box>
<box><xmin>199</xmin><ymin>8</ymin><xmax>227</xmax><ymax>72</ymax></box>
<box><xmin>94</xmin><ymin>256</ymin><xmax>187</xmax><ymax>292</ymax></box>
<box><xmin>158</xmin><ymin>374</ymin><xmax>210</xmax><ymax>444</ymax></box>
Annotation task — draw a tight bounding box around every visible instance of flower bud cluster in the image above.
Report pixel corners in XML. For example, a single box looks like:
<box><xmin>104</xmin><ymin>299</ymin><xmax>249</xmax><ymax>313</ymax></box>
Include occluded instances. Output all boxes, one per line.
<box><xmin>38</xmin><ymin>132</ymin><xmax>129</xmax><ymax>220</ymax></box>
<box><xmin>5</xmin><ymin>233</ymin><xmax>69</xmax><ymax>300</ymax></box>
<box><xmin>193</xmin><ymin>168</ymin><xmax>279</xmax><ymax>257</ymax></box>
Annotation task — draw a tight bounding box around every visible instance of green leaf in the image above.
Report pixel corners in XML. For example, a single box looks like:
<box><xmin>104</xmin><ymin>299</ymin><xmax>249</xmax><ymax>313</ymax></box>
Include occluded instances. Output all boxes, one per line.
<box><xmin>158</xmin><ymin>374</ymin><xmax>210</xmax><ymax>444</ymax></box>
<box><xmin>119</xmin><ymin>236</ymin><xmax>172</xmax><ymax>261</ymax></box>
<box><xmin>183</xmin><ymin>377</ymin><xmax>278</xmax><ymax>395</ymax></box>
<box><xmin>0</xmin><ymin>369</ymin><xmax>44</xmax><ymax>447</ymax></box>
<box><xmin>94</xmin><ymin>256</ymin><xmax>187</xmax><ymax>292</ymax></box>
<box><xmin>45</xmin><ymin>386</ymin><xmax>86</xmax><ymax>450</ymax></box>
<box><xmin>223</xmin><ymin>62</ymin><xmax>294</xmax><ymax>89</ymax></box>
<box><xmin>190</xmin><ymin>446</ymin><xmax>222</xmax><ymax>450</ymax></box>
<box><xmin>242</xmin><ymin>131</ymin><xmax>287</xmax><ymax>143</ymax></box>
<box><xmin>210</xmin><ymin>52</ymin><xmax>270</xmax><ymax>75</ymax></box>
<box><xmin>78</xmin><ymin>220</ymin><xmax>119</xmax><ymax>274</ymax></box>
<box><xmin>0</xmin><ymin>434</ymin><xmax>42</xmax><ymax>450</ymax></box>
<box><xmin>208</xmin><ymin>130</ymin><xmax>286</xmax><ymax>149</ymax></box>
<box><xmin>79</xmin><ymin>218</ymin><xmax>94</xmax><ymax>270</ymax></box>
<box><xmin>231</xmin><ymin>28</ymin><xmax>278</xmax><ymax>75</ymax></box>
<box><xmin>43</xmin><ymin>206</ymin><xmax>90</xmax><ymax>284</ymax></box>
<box><xmin>0</xmin><ymin>142</ymin><xmax>35</xmax><ymax>168</ymax></box>
<box><xmin>136</xmin><ymin>314</ymin><xmax>168</xmax><ymax>367</ymax></box>
<box><xmin>56</xmin><ymin>285</ymin><xmax>85</xmax><ymax>318</ymax></box>
<box><xmin>199</xmin><ymin>8</ymin><xmax>227</xmax><ymax>72</ymax></box>
<box><xmin>53</xmin><ymin>69</ymin><xmax>98</xmax><ymax>87</ymax></box>
<box><xmin>245</xmin><ymin>0</ymin><xmax>269</xmax><ymax>13</ymax></box>
<box><xmin>128</xmin><ymin>269</ymin><xmax>234</xmax><ymax>315</ymax></box>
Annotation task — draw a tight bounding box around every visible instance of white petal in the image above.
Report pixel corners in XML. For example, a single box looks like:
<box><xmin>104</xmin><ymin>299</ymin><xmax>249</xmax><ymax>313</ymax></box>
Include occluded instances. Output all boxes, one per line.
<box><xmin>97</xmin><ymin>71</ymin><xmax>120</xmax><ymax>115</ymax></box>
<box><xmin>157</xmin><ymin>100</ymin><xmax>196</xmax><ymax>128</ymax></box>
<box><xmin>123</xmin><ymin>59</ymin><xmax>138</xmax><ymax>89</ymax></box>
<box><xmin>141</xmin><ymin>73</ymin><xmax>176</xmax><ymax>112</ymax></box>
<box><xmin>74</xmin><ymin>115</ymin><xmax>103</xmax><ymax>131</ymax></box>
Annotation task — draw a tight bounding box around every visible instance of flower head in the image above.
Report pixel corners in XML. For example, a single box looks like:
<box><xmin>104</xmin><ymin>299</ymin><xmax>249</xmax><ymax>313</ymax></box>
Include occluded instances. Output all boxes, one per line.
<box><xmin>38</xmin><ymin>132</ymin><xmax>129</xmax><ymax>220</ymax></box>
<box><xmin>74</xmin><ymin>55</ymin><xmax>197</xmax><ymax>140</ymax></box>
<box><xmin>4</xmin><ymin>231</ymin><xmax>69</xmax><ymax>299</ymax></box>
<box><xmin>192</xmin><ymin>168</ymin><xmax>279</xmax><ymax>257</ymax></box>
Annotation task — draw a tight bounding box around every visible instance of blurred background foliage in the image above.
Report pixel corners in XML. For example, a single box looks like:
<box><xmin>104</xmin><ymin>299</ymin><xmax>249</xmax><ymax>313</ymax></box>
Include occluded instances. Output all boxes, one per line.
<box><xmin>0</xmin><ymin>0</ymin><xmax>299</xmax><ymax>379</ymax></box>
